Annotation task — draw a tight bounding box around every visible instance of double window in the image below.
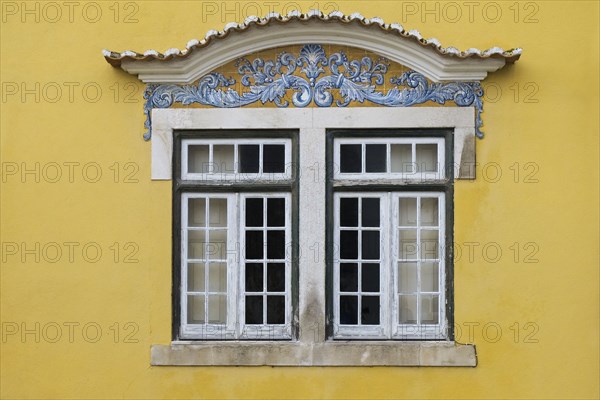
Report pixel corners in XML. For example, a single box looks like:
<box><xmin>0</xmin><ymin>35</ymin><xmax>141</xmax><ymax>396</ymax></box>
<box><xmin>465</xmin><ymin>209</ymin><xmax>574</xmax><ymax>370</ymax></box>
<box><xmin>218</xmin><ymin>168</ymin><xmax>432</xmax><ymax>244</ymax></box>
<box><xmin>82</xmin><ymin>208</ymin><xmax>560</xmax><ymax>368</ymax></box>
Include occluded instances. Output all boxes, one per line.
<box><xmin>328</xmin><ymin>131</ymin><xmax>452</xmax><ymax>339</ymax></box>
<box><xmin>175</xmin><ymin>129</ymin><xmax>452</xmax><ymax>341</ymax></box>
<box><xmin>174</xmin><ymin>131</ymin><xmax>298</xmax><ymax>340</ymax></box>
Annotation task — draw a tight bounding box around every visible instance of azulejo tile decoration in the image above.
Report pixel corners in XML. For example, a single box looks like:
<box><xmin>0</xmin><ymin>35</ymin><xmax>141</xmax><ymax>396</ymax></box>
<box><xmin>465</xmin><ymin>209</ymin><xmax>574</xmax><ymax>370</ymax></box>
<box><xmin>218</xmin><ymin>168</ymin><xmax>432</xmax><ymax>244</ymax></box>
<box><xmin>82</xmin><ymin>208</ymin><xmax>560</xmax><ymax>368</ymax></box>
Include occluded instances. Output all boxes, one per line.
<box><xmin>143</xmin><ymin>44</ymin><xmax>484</xmax><ymax>140</ymax></box>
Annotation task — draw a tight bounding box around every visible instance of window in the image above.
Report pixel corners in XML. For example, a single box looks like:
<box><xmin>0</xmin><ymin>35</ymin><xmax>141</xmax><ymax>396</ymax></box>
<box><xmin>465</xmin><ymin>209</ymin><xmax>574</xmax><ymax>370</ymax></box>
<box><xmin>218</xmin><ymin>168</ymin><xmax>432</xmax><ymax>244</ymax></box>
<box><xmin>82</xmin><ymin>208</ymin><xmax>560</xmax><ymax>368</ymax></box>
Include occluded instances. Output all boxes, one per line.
<box><xmin>328</xmin><ymin>130</ymin><xmax>453</xmax><ymax>340</ymax></box>
<box><xmin>152</xmin><ymin>107</ymin><xmax>474</xmax><ymax>366</ymax></box>
<box><xmin>174</xmin><ymin>130</ymin><xmax>298</xmax><ymax>340</ymax></box>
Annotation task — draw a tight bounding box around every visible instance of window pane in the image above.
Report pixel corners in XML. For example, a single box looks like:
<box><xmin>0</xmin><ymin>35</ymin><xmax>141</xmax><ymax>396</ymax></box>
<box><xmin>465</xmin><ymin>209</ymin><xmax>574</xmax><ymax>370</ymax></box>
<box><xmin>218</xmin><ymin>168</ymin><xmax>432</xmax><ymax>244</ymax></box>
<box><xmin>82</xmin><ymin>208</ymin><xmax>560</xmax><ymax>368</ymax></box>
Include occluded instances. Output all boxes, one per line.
<box><xmin>421</xmin><ymin>262</ymin><xmax>439</xmax><ymax>292</ymax></box>
<box><xmin>245</xmin><ymin>263</ymin><xmax>263</xmax><ymax>292</ymax></box>
<box><xmin>390</xmin><ymin>144</ymin><xmax>412</xmax><ymax>173</ymax></box>
<box><xmin>420</xmin><ymin>295</ymin><xmax>439</xmax><ymax>324</ymax></box>
<box><xmin>188</xmin><ymin>198</ymin><xmax>206</xmax><ymax>227</ymax></box>
<box><xmin>245</xmin><ymin>198</ymin><xmax>263</xmax><ymax>227</ymax></box>
<box><xmin>212</xmin><ymin>145</ymin><xmax>235</xmax><ymax>173</ymax></box>
<box><xmin>420</xmin><ymin>230</ymin><xmax>439</xmax><ymax>260</ymax></box>
<box><xmin>245</xmin><ymin>295</ymin><xmax>263</xmax><ymax>324</ymax></box>
<box><xmin>267</xmin><ymin>198</ymin><xmax>285</xmax><ymax>227</ymax></box>
<box><xmin>208</xmin><ymin>230</ymin><xmax>227</xmax><ymax>260</ymax></box>
<box><xmin>208</xmin><ymin>262</ymin><xmax>227</xmax><ymax>292</ymax></box>
<box><xmin>340</xmin><ymin>198</ymin><xmax>358</xmax><ymax>227</ymax></box>
<box><xmin>188</xmin><ymin>230</ymin><xmax>206</xmax><ymax>259</ymax></box>
<box><xmin>399</xmin><ymin>230</ymin><xmax>417</xmax><ymax>260</ymax></box>
<box><xmin>266</xmin><ymin>263</ymin><xmax>285</xmax><ymax>292</ymax></box>
<box><xmin>339</xmin><ymin>263</ymin><xmax>358</xmax><ymax>292</ymax></box>
<box><xmin>361</xmin><ymin>198</ymin><xmax>380</xmax><ymax>227</ymax></box>
<box><xmin>415</xmin><ymin>144</ymin><xmax>437</xmax><ymax>172</ymax></box>
<box><xmin>340</xmin><ymin>144</ymin><xmax>362</xmax><ymax>173</ymax></box>
<box><xmin>361</xmin><ymin>296</ymin><xmax>380</xmax><ymax>325</ymax></box>
<box><xmin>399</xmin><ymin>198</ymin><xmax>417</xmax><ymax>226</ymax></box>
<box><xmin>361</xmin><ymin>263</ymin><xmax>380</xmax><ymax>292</ymax></box>
<box><xmin>263</xmin><ymin>144</ymin><xmax>285</xmax><ymax>173</ymax></box>
<box><xmin>267</xmin><ymin>231</ymin><xmax>285</xmax><ymax>260</ymax></box>
<box><xmin>340</xmin><ymin>231</ymin><xmax>358</xmax><ymax>259</ymax></box>
<box><xmin>239</xmin><ymin>145</ymin><xmax>260</xmax><ymax>173</ymax></box>
<box><xmin>267</xmin><ymin>296</ymin><xmax>285</xmax><ymax>324</ymax></box>
<box><xmin>245</xmin><ymin>231</ymin><xmax>264</xmax><ymax>259</ymax></box>
<box><xmin>399</xmin><ymin>295</ymin><xmax>417</xmax><ymax>324</ymax></box>
<box><xmin>209</xmin><ymin>198</ymin><xmax>227</xmax><ymax>227</ymax></box>
<box><xmin>187</xmin><ymin>295</ymin><xmax>205</xmax><ymax>324</ymax></box>
<box><xmin>398</xmin><ymin>262</ymin><xmax>418</xmax><ymax>293</ymax></box>
<box><xmin>340</xmin><ymin>295</ymin><xmax>358</xmax><ymax>324</ymax></box>
<box><xmin>421</xmin><ymin>198</ymin><xmax>439</xmax><ymax>226</ymax></box>
<box><xmin>187</xmin><ymin>263</ymin><xmax>205</xmax><ymax>292</ymax></box>
<box><xmin>361</xmin><ymin>231</ymin><xmax>380</xmax><ymax>260</ymax></box>
<box><xmin>208</xmin><ymin>294</ymin><xmax>227</xmax><ymax>323</ymax></box>
<box><xmin>365</xmin><ymin>144</ymin><xmax>386</xmax><ymax>172</ymax></box>
<box><xmin>188</xmin><ymin>145</ymin><xmax>210</xmax><ymax>173</ymax></box>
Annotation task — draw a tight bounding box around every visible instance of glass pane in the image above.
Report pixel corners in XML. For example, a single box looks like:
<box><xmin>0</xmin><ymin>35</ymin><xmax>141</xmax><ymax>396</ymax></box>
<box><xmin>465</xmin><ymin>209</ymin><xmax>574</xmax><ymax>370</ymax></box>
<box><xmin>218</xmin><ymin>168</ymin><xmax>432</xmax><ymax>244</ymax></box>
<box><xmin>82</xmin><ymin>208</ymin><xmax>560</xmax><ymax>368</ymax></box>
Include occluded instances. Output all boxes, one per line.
<box><xmin>361</xmin><ymin>231</ymin><xmax>380</xmax><ymax>260</ymax></box>
<box><xmin>266</xmin><ymin>295</ymin><xmax>285</xmax><ymax>324</ymax></box>
<box><xmin>399</xmin><ymin>198</ymin><xmax>417</xmax><ymax>226</ymax></box>
<box><xmin>416</xmin><ymin>144</ymin><xmax>437</xmax><ymax>172</ymax></box>
<box><xmin>239</xmin><ymin>145</ymin><xmax>260</xmax><ymax>173</ymax></box>
<box><xmin>421</xmin><ymin>262</ymin><xmax>439</xmax><ymax>292</ymax></box>
<box><xmin>361</xmin><ymin>198</ymin><xmax>380</xmax><ymax>227</ymax></box>
<box><xmin>208</xmin><ymin>262</ymin><xmax>227</xmax><ymax>292</ymax></box>
<box><xmin>209</xmin><ymin>198</ymin><xmax>227</xmax><ymax>227</ymax></box>
<box><xmin>208</xmin><ymin>294</ymin><xmax>227</xmax><ymax>323</ymax></box>
<box><xmin>208</xmin><ymin>230</ymin><xmax>227</xmax><ymax>260</ymax></box>
<box><xmin>339</xmin><ymin>263</ymin><xmax>358</xmax><ymax>292</ymax></box>
<box><xmin>245</xmin><ymin>263</ymin><xmax>263</xmax><ymax>292</ymax></box>
<box><xmin>421</xmin><ymin>230</ymin><xmax>439</xmax><ymax>260</ymax></box>
<box><xmin>267</xmin><ymin>263</ymin><xmax>285</xmax><ymax>292</ymax></box>
<box><xmin>267</xmin><ymin>198</ymin><xmax>285</xmax><ymax>227</ymax></box>
<box><xmin>187</xmin><ymin>263</ymin><xmax>205</xmax><ymax>292</ymax></box>
<box><xmin>365</xmin><ymin>144</ymin><xmax>386</xmax><ymax>172</ymax></box>
<box><xmin>187</xmin><ymin>295</ymin><xmax>205</xmax><ymax>324</ymax></box>
<box><xmin>340</xmin><ymin>198</ymin><xmax>358</xmax><ymax>227</ymax></box>
<box><xmin>390</xmin><ymin>144</ymin><xmax>412</xmax><ymax>173</ymax></box>
<box><xmin>420</xmin><ymin>295</ymin><xmax>439</xmax><ymax>324</ymax></box>
<box><xmin>340</xmin><ymin>231</ymin><xmax>358</xmax><ymax>260</ymax></box>
<box><xmin>245</xmin><ymin>198</ymin><xmax>263</xmax><ymax>227</ymax></box>
<box><xmin>398</xmin><ymin>262</ymin><xmax>418</xmax><ymax>293</ymax></box>
<box><xmin>187</xmin><ymin>230</ymin><xmax>206</xmax><ymax>259</ymax></box>
<box><xmin>245</xmin><ymin>231</ymin><xmax>264</xmax><ymax>259</ymax></box>
<box><xmin>267</xmin><ymin>231</ymin><xmax>285</xmax><ymax>260</ymax></box>
<box><xmin>399</xmin><ymin>295</ymin><xmax>417</xmax><ymax>324</ymax></box>
<box><xmin>361</xmin><ymin>296</ymin><xmax>380</xmax><ymax>325</ymax></box>
<box><xmin>212</xmin><ymin>145</ymin><xmax>234</xmax><ymax>173</ymax></box>
<box><xmin>188</xmin><ymin>145</ymin><xmax>210</xmax><ymax>173</ymax></box>
<box><xmin>421</xmin><ymin>198</ymin><xmax>439</xmax><ymax>226</ymax></box>
<box><xmin>188</xmin><ymin>198</ymin><xmax>206</xmax><ymax>227</ymax></box>
<box><xmin>263</xmin><ymin>144</ymin><xmax>285</xmax><ymax>173</ymax></box>
<box><xmin>340</xmin><ymin>295</ymin><xmax>358</xmax><ymax>324</ymax></box>
<box><xmin>361</xmin><ymin>263</ymin><xmax>380</xmax><ymax>292</ymax></box>
<box><xmin>398</xmin><ymin>230</ymin><xmax>417</xmax><ymax>260</ymax></box>
<box><xmin>340</xmin><ymin>144</ymin><xmax>362</xmax><ymax>173</ymax></box>
<box><xmin>245</xmin><ymin>295</ymin><xmax>263</xmax><ymax>324</ymax></box>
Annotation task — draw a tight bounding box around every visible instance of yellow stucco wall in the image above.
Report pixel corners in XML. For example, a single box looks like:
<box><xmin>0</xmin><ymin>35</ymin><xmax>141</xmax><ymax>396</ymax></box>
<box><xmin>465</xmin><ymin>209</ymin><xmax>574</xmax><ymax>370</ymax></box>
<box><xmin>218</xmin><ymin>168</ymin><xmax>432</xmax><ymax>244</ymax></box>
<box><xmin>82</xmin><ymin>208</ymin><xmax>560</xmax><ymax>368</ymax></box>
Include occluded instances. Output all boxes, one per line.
<box><xmin>1</xmin><ymin>1</ymin><xmax>598</xmax><ymax>399</ymax></box>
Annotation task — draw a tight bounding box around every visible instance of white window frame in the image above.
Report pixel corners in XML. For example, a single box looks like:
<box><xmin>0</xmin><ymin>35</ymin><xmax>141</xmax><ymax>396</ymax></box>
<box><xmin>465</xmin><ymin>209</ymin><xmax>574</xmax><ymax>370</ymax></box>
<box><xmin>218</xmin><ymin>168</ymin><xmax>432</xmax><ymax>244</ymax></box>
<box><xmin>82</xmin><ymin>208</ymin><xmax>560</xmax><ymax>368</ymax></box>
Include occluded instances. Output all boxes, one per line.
<box><xmin>392</xmin><ymin>192</ymin><xmax>446</xmax><ymax>340</ymax></box>
<box><xmin>150</xmin><ymin>108</ymin><xmax>477</xmax><ymax>367</ymax></box>
<box><xmin>239</xmin><ymin>192</ymin><xmax>292</xmax><ymax>340</ymax></box>
<box><xmin>182</xmin><ymin>138</ymin><xmax>292</xmax><ymax>181</ymax></box>
<box><xmin>333</xmin><ymin>137</ymin><xmax>445</xmax><ymax>181</ymax></box>
<box><xmin>179</xmin><ymin>135</ymin><xmax>294</xmax><ymax>341</ymax></box>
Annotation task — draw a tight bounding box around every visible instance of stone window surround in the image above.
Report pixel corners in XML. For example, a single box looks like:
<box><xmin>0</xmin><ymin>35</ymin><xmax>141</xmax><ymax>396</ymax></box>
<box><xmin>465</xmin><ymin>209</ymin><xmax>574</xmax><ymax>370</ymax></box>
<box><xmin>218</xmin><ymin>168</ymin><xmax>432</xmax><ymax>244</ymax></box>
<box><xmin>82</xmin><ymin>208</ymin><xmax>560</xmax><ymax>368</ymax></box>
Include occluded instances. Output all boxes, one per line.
<box><xmin>150</xmin><ymin>106</ymin><xmax>477</xmax><ymax>367</ymax></box>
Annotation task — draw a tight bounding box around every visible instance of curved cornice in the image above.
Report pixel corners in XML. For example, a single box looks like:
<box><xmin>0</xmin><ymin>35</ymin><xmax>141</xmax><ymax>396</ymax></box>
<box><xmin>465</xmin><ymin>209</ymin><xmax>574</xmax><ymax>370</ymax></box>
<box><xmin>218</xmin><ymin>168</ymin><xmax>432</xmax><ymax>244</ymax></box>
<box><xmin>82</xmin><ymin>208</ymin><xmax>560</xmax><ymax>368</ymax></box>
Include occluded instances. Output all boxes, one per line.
<box><xmin>103</xmin><ymin>10</ymin><xmax>521</xmax><ymax>83</ymax></box>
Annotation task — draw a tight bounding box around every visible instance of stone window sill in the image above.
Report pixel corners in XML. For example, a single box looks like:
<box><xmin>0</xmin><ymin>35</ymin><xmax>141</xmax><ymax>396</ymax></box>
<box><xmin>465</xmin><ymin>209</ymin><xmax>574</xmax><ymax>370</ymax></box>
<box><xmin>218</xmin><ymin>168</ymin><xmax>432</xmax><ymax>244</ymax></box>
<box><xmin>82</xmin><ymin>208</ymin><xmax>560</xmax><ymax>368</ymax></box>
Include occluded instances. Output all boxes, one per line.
<box><xmin>151</xmin><ymin>341</ymin><xmax>476</xmax><ymax>367</ymax></box>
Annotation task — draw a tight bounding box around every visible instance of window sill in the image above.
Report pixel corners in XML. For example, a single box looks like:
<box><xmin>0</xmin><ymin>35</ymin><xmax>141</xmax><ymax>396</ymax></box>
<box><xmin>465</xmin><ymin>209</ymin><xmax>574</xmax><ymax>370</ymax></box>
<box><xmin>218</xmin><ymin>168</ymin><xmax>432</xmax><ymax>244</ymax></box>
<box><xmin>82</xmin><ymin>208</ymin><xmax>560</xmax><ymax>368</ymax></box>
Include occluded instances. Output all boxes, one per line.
<box><xmin>151</xmin><ymin>341</ymin><xmax>476</xmax><ymax>367</ymax></box>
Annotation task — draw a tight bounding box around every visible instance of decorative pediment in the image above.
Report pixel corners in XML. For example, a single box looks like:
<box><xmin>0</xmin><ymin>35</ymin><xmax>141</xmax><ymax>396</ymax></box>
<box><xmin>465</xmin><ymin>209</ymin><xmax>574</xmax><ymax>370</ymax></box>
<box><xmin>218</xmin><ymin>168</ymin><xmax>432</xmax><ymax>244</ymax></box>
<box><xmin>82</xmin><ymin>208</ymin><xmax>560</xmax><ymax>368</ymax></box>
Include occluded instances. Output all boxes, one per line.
<box><xmin>102</xmin><ymin>10</ymin><xmax>521</xmax><ymax>140</ymax></box>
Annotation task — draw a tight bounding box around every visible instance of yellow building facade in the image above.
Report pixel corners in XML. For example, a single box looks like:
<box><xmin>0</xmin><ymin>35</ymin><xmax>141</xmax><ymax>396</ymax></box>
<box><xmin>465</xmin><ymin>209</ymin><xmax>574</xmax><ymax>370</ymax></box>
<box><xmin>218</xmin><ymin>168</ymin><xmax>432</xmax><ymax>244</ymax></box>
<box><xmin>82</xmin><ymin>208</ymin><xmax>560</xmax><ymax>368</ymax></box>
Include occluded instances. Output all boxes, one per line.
<box><xmin>1</xmin><ymin>1</ymin><xmax>598</xmax><ymax>399</ymax></box>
